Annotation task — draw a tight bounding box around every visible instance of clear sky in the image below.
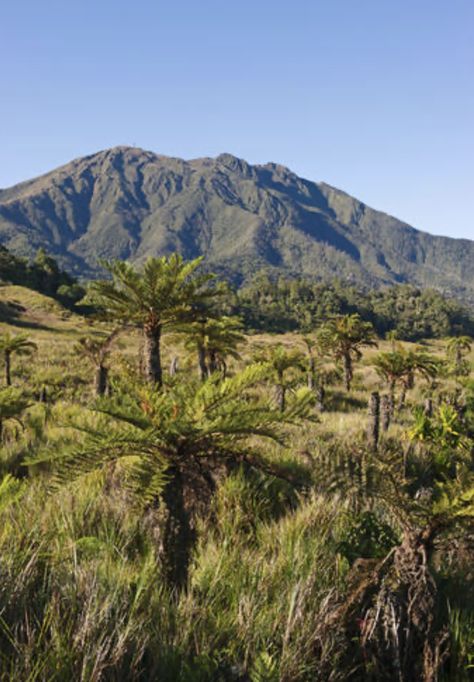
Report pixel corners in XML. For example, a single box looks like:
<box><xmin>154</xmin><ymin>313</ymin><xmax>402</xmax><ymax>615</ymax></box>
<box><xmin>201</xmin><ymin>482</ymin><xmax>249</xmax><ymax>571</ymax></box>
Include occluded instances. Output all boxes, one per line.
<box><xmin>1</xmin><ymin>0</ymin><xmax>473</xmax><ymax>240</ymax></box>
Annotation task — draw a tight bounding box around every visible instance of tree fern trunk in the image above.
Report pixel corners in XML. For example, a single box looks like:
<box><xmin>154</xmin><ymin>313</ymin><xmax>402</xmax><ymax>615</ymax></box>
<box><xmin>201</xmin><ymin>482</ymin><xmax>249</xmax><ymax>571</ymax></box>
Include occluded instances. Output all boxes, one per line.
<box><xmin>343</xmin><ymin>353</ymin><xmax>352</xmax><ymax>392</ymax></box>
<box><xmin>143</xmin><ymin>323</ymin><xmax>162</xmax><ymax>387</ymax></box>
<box><xmin>161</xmin><ymin>468</ymin><xmax>194</xmax><ymax>591</ymax></box>
<box><xmin>389</xmin><ymin>380</ymin><xmax>396</xmax><ymax>418</ymax></box>
<box><xmin>388</xmin><ymin>529</ymin><xmax>442</xmax><ymax>682</ymax></box>
<box><xmin>5</xmin><ymin>352</ymin><xmax>11</xmax><ymax>386</ymax></box>
<box><xmin>197</xmin><ymin>345</ymin><xmax>207</xmax><ymax>381</ymax></box>
<box><xmin>334</xmin><ymin>526</ymin><xmax>446</xmax><ymax>681</ymax></box>
<box><xmin>208</xmin><ymin>350</ymin><xmax>218</xmax><ymax>374</ymax></box>
<box><xmin>367</xmin><ymin>392</ymin><xmax>380</xmax><ymax>450</ymax></box>
<box><xmin>275</xmin><ymin>384</ymin><xmax>286</xmax><ymax>412</ymax></box>
<box><xmin>95</xmin><ymin>364</ymin><xmax>108</xmax><ymax>396</ymax></box>
<box><xmin>221</xmin><ymin>359</ymin><xmax>227</xmax><ymax>379</ymax></box>
<box><xmin>381</xmin><ymin>394</ymin><xmax>391</xmax><ymax>431</ymax></box>
<box><xmin>307</xmin><ymin>356</ymin><xmax>315</xmax><ymax>390</ymax></box>
<box><xmin>455</xmin><ymin>347</ymin><xmax>462</xmax><ymax>374</ymax></box>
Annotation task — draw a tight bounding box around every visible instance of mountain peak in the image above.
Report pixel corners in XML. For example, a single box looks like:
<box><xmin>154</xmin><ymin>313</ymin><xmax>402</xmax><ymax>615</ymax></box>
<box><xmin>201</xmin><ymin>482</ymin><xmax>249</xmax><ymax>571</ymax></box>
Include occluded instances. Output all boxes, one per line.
<box><xmin>0</xmin><ymin>148</ymin><xmax>472</xmax><ymax>306</ymax></box>
<box><xmin>215</xmin><ymin>153</ymin><xmax>255</xmax><ymax>177</ymax></box>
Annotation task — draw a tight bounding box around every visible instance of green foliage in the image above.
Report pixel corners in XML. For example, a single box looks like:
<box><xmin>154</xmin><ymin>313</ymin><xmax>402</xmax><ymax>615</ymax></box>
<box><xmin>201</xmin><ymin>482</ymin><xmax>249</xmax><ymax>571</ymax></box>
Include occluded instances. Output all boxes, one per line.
<box><xmin>74</xmin><ymin>329</ymin><xmax>120</xmax><ymax>366</ymax></box>
<box><xmin>88</xmin><ymin>254</ymin><xmax>219</xmax><ymax>328</ymax></box>
<box><xmin>317</xmin><ymin>314</ymin><xmax>376</xmax><ymax>391</ymax></box>
<box><xmin>254</xmin><ymin>344</ymin><xmax>307</xmax><ymax>410</ymax></box>
<box><xmin>250</xmin><ymin>651</ymin><xmax>279</xmax><ymax>682</ymax></box>
<box><xmin>0</xmin><ymin>473</ymin><xmax>24</xmax><ymax>510</ymax></box>
<box><xmin>38</xmin><ymin>365</ymin><xmax>312</xmax><ymax>494</ymax></box>
<box><xmin>0</xmin><ymin>244</ymin><xmax>84</xmax><ymax>308</ymax></box>
<box><xmin>256</xmin><ymin>344</ymin><xmax>306</xmax><ymax>380</ymax></box>
<box><xmin>408</xmin><ymin>404</ymin><xmax>471</xmax><ymax>451</ymax></box>
<box><xmin>317</xmin><ymin>314</ymin><xmax>376</xmax><ymax>357</ymax></box>
<box><xmin>373</xmin><ymin>346</ymin><xmax>441</xmax><ymax>397</ymax></box>
<box><xmin>0</xmin><ymin>386</ymin><xmax>30</xmax><ymax>432</ymax></box>
<box><xmin>447</xmin><ymin>335</ymin><xmax>472</xmax><ymax>377</ymax></box>
<box><xmin>337</xmin><ymin>511</ymin><xmax>399</xmax><ymax>564</ymax></box>
<box><xmin>443</xmin><ymin>608</ymin><xmax>474</xmax><ymax>680</ymax></box>
<box><xmin>177</xmin><ymin>314</ymin><xmax>245</xmax><ymax>377</ymax></box>
<box><xmin>0</xmin><ymin>330</ymin><xmax>37</xmax><ymax>356</ymax></box>
<box><xmin>237</xmin><ymin>274</ymin><xmax>474</xmax><ymax>339</ymax></box>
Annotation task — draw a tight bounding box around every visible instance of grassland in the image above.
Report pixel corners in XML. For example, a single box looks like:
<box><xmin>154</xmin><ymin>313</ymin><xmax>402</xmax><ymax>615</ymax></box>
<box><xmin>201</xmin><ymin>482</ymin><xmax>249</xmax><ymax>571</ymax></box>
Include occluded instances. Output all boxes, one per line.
<box><xmin>0</xmin><ymin>284</ymin><xmax>472</xmax><ymax>681</ymax></box>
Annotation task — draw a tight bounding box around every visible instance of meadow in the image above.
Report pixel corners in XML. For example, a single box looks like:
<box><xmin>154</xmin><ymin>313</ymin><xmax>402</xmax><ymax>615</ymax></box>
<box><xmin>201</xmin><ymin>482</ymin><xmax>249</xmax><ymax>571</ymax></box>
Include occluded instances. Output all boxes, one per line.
<box><xmin>0</xmin><ymin>261</ymin><xmax>472</xmax><ymax>682</ymax></box>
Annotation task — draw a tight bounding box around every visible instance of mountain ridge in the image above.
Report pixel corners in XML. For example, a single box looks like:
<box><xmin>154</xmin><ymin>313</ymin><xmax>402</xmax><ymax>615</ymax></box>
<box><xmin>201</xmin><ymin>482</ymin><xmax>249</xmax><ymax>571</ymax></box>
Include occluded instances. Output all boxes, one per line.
<box><xmin>0</xmin><ymin>146</ymin><xmax>473</xmax><ymax>306</ymax></box>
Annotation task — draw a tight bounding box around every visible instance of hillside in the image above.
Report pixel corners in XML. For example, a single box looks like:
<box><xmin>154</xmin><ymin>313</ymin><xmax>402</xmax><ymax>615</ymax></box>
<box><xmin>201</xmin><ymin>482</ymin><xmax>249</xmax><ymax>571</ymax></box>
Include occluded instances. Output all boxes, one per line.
<box><xmin>0</xmin><ymin>146</ymin><xmax>473</xmax><ymax>304</ymax></box>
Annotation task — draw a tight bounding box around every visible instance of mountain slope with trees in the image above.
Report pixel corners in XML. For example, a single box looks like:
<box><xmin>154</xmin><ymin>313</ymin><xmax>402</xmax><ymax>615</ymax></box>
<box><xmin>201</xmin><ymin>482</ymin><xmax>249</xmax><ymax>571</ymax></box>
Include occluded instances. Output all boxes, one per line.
<box><xmin>0</xmin><ymin>146</ymin><xmax>473</xmax><ymax>306</ymax></box>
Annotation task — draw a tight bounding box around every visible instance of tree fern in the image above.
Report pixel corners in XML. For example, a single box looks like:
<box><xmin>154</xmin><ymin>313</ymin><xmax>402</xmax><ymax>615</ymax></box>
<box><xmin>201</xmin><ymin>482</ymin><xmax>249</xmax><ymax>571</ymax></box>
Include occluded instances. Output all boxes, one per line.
<box><xmin>35</xmin><ymin>365</ymin><xmax>313</xmax><ymax>588</ymax></box>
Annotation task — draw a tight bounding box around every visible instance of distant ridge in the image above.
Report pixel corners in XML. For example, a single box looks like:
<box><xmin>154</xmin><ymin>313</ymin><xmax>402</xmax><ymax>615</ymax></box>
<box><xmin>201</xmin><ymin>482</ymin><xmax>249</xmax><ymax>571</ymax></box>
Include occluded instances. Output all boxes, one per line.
<box><xmin>0</xmin><ymin>146</ymin><xmax>473</xmax><ymax>305</ymax></box>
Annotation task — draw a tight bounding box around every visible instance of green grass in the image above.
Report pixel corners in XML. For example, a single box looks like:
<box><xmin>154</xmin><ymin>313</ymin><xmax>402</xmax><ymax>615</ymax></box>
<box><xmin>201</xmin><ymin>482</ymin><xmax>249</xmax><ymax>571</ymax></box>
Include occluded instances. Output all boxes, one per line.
<box><xmin>0</xmin><ymin>288</ymin><xmax>472</xmax><ymax>680</ymax></box>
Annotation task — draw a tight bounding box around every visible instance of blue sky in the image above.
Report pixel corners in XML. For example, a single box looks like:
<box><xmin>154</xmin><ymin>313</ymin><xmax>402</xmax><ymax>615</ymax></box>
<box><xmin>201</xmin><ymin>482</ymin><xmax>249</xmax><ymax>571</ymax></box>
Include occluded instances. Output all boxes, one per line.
<box><xmin>1</xmin><ymin>0</ymin><xmax>473</xmax><ymax>240</ymax></box>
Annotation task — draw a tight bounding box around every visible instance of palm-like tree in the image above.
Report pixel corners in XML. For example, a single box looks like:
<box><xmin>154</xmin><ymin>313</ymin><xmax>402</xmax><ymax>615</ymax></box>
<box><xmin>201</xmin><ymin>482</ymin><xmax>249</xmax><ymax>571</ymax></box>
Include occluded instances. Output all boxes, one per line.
<box><xmin>41</xmin><ymin>365</ymin><xmax>312</xmax><ymax>588</ymax></box>
<box><xmin>256</xmin><ymin>344</ymin><xmax>306</xmax><ymax>411</ymax></box>
<box><xmin>373</xmin><ymin>349</ymin><xmax>409</xmax><ymax>411</ymax></box>
<box><xmin>398</xmin><ymin>349</ymin><xmax>440</xmax><ymax>410</ymax></box>
<box><xmin>74</xmin><ymin>329</ymin><xmax>121</xmax><ymax>396</ymax></box>
<box><xmin>373</xmin><ymin>347</ymin><xmax>439</xmax><ymax>412</ymax></box>
<box><xmin>88</xmin><ymin>255</ymin><xmax>219</xmax><ymax>387</ymax></box>
<box><xmin>446</xmin><ymin>335</ymin><xmax>472</xmax><ymax>376</ymax></box>
<box><xmin>179</xmin><ymin>316</ymin><xmax>245</xmax><ymax>380</ymax></box>
<box><xmin>0</xmin><ymin>332</ymin><xmax>37</xmax><ymax>386</ymax></box>
<box><xmin>317</xmin><ymin>314</ymin><xmax>377</xmax><ymax>392</ymax></box>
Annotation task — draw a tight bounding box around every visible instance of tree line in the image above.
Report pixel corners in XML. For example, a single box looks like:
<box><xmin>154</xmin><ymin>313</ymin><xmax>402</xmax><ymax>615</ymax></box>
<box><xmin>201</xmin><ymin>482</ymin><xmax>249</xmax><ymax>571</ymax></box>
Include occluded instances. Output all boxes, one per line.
<box><xmin>233</xmin><ymin>269</ymin><xmax>474</xmax><ymax>339</ymax></box>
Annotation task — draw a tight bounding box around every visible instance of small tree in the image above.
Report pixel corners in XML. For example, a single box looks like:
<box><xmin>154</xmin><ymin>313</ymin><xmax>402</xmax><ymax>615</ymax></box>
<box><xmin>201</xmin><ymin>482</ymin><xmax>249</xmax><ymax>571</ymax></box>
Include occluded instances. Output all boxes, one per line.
<box><xmin>0</xmin><ymin>332</ymin><xmax>37</xmax><ymax>386</ymax></box>
<box><xmin>179</xmin><ymin>316</ymin><xmax>245</xmax><ymax>380</ymax></box>
<box><xmin>88</xmin><ymin>255</ymin><xmax>219</xmax><ymax>388</ymax></box>
<box><xmin>40</xmin><ymin>365</ymin><xmax>312</xmax><ymax>589</ymax></box>
<box><xmin>373</xmin><ymin>349</ymin><xmax>409</xmax><ymax>415</ymax></box>
<box><xmin>446</xmin><ymin>336</ymin><xmax>472</xmax><ymax>377</ymax></box>
<box><xmin>373</xmin><ymin>348</ymin><xmax>440</xmax><ymax>413</ymax></box>
<box><xmin>256</xmin><ymin>345</ymin><xmax>306</xmax><ymax>412</ymax></box>
<box><xmin>317</xmin><ymin>314</ymin><xmax>377</xmax><ymax>392</ymax></box>
<box><xmin>397</xmin><ymin>349</ymin><xmax>440</xmax><ymax>410</ymax></box>
<box><xmin>74</xmin><ymin>329</ymin><xmax>121</xmax><ymax>396</ymax></box>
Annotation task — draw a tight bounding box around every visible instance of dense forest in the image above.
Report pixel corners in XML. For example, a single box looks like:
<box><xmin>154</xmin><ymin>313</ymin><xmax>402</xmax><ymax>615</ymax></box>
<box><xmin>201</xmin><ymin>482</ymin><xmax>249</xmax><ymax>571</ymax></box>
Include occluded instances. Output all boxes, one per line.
<box><xmin>234</xmin><ymin>271</ymin><xmax>474</xmax><ymax>340</ymax></box>
<box><xmin>0</xmin><ymin>251</ymin><xmax>472</xmax><ymax>681</ymax></box>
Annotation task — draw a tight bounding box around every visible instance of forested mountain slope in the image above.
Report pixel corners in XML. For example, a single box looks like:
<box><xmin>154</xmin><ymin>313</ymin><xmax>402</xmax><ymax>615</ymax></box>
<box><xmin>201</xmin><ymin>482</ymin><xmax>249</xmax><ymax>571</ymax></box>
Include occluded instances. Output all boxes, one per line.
<box><xmin>0</xmin><ymin>146</ymin><xmax>473</xmax><ymax>304</ymax></box>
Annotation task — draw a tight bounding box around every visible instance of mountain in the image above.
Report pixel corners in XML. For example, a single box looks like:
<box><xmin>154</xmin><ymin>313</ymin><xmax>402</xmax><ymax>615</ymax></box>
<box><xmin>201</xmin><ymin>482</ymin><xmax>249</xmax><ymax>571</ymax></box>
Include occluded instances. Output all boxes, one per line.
<box><xmin>0</xmin><ymin>146</ymin><xmax>473</xmax><ymax>304</ymax></box>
